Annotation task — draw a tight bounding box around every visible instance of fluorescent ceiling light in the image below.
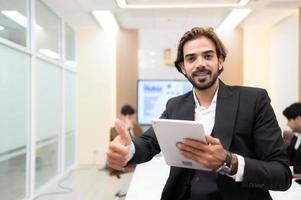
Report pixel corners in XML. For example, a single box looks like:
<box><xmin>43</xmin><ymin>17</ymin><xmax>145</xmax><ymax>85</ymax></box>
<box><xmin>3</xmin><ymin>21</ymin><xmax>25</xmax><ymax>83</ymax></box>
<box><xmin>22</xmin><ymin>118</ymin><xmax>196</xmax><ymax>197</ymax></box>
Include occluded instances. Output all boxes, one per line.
<box><xmin>0</xmin><ymin>25</ymin><xmax>5</xmax><ymax>30</ymax></box>
<box><xmin>115</xmin><ymin>0</ymin><xmax>250</xmax><ymax>8</ymax></box>
<box><xmin>217</xmin><ymin>9</ymin><xmax>251</xmax><ymax>32</ymax></box>
<box><xmin>39</xmin><ymin>49</ymin><xmax>60</xmax><ymax>59</ymax></box>
<box><xmin>92</xmin><ymin>11</ymin><xmax>119</xmax><ymax>32</ymax></box>
<box><xmin>1</xmin><ymin>10</ymin><xmax>43</xmax><ymax>30</ymax></box>
<box><xmin>65</xmin><ymin>60</ymin><xmax>77</xmax><ymax>68</ymax></box>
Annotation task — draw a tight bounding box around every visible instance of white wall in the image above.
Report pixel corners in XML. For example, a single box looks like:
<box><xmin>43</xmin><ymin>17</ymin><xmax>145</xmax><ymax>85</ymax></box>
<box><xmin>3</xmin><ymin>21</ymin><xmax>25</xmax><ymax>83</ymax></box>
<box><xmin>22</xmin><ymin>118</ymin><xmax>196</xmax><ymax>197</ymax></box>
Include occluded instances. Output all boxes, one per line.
<box><xmin>77</xmin><ymin>29</ymin><xmax>116</xmax><ymax>165</ymax></box>
<box><xmin>243</xmin><ymin>12</ymin><xmax>299</xmax><ymax>131</ymax></box>
<box><xmin>139</xmin><ymin>29</ymin><xmax>186</xmax><ymax>80</ymax></box>
<box><xmin>139</xmin><ymin>29</ymin><xmax>244</xmax><ymax>85</ymax></box>
<box><xmin>243</xmin><ymin>27</ymin><xmax>271</xmax><ymax>91</ymax></box>
<box><xmin>270</xmin><ymin>13</ymin><xmax>299</xmax><ymax>130</ymax></box>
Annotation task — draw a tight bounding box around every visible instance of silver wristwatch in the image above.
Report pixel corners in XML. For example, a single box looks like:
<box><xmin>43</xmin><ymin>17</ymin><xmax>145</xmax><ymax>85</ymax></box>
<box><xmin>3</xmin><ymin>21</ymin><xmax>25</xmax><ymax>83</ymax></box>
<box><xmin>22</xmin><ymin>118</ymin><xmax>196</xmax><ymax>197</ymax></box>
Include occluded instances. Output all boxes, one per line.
<box><xmin>216</xmin><ymin>151</ymin><xmax>232</xmax><ymax>175</ymax></box>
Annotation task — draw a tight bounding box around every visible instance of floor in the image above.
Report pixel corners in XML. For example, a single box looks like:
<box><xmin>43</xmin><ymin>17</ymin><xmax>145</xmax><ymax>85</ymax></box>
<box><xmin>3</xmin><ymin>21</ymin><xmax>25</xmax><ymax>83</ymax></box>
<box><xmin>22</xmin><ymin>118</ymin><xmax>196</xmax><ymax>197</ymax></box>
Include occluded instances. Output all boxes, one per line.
<box><xmin>33</xmin><ymin>165</ymin><xmax>133</xmax><ymax>200</ymax></box>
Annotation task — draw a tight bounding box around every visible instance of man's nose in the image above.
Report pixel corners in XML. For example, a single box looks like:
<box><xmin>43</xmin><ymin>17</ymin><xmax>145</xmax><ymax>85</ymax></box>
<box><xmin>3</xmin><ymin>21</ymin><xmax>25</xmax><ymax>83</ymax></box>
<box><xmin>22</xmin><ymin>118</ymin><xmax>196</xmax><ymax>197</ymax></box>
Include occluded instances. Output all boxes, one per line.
<box><xmin>196</xmin><ymin>56</ymin><xmax>206</xmax><ymax>67</ymax></box>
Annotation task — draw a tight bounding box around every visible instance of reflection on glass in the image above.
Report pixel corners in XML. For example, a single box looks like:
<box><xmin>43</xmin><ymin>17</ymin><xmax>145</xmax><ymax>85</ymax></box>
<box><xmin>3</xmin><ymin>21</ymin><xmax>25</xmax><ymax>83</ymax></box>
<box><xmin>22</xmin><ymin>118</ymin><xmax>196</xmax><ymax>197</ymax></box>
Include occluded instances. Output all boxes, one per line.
<box><xmin>65</xmin><ymin>133</ymin><xmax>75</xmax><ymax>169</ymax></box>
<box><xmin>35</xmin><ymin>140</ymin><xmax>58</xmax><ymax>188</ymax></box>
<box><xmin>65</xmin><ymin>71</ymin><xmax>76</xmax><ymax>169</ymax></box>
<box><xmin>0</xmin><ymin>0</ymin><xmax>27</xmax><ymax>46</ymax></box>
<box><xmin>0</xmin><ymin>44</ymin><xmax>30</xmax><ymax>200</ymax></box>
<box><xmin>35</xmin><ymin>59</ymin><xmax>61</xmax><ymax>188</ymax></box>
<box><xmin>35</xmin><ymin>0</ymin><xmax>60</xmax><ymax>60</ymax></box>
<box><xmin>65</xmin><ymin>24</ymin><xmax>76</xmax><ymax>67</ymax></box>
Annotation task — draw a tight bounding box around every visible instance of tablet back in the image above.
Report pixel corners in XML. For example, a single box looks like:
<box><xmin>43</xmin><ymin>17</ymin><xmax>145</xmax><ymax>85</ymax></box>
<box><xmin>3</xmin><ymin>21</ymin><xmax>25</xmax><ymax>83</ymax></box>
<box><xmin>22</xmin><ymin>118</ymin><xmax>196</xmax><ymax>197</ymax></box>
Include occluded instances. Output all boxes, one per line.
<box><xmin>152</xmin><ymin>119</ymin><xmax>210</xmax><ymax>170</ymax></box>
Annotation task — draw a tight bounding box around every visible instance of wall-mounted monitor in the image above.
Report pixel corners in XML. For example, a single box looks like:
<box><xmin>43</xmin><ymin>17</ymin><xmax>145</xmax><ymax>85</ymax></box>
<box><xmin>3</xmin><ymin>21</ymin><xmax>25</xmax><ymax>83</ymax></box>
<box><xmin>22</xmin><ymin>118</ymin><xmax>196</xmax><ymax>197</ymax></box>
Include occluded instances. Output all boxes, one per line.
<box><xmin>137</xmin><ymin>80</ymin><xmax>192</xmax><ymax>125</ymax></box>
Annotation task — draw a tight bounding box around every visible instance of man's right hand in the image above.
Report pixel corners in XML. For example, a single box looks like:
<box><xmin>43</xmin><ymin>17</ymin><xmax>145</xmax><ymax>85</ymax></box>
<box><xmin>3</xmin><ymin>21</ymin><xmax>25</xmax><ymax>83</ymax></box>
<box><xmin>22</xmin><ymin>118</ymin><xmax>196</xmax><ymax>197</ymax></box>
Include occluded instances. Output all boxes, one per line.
<box><xmin>106</xmin><ymin>119</ymin><xmax>132</xmax><ymax>171</ymax></box>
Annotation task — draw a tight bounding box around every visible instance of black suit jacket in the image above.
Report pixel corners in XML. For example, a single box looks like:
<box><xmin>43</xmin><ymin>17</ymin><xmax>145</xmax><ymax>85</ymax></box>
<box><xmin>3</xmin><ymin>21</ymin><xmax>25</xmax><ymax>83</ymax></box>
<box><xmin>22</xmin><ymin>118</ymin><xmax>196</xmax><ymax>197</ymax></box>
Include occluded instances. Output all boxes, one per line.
<box><xmin>130</xmin><ymin>80</ymin><xmax>291</xmax><ymax>200</ymax></box>
<box><xmin>287</xmin><ymin>135</ymin><xmax>301</xmax><ymax>173</ymax></box>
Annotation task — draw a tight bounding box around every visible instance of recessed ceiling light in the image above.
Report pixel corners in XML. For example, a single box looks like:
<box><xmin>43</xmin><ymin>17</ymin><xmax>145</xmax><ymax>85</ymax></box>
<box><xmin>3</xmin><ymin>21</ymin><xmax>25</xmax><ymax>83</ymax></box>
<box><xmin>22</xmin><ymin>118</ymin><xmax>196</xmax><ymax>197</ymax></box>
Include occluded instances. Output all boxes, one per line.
<box><xmin>115</xmin><ymin>0</ymin><xmax>250</xmax><ymax>8</ymax></box>
<box><xmin>0</xmin><ymin>25</ymin><xmax>5</xmax><ymax>30</ymax></box>
<box><xmin>92</xmin><ymin>11</ymin><xmax>119</xmax><ymax>33</ymax></box>
<box><xmin>217</xmin><ymin>9</ymin><xmax>251</xmax><ymax>32</ymax></box>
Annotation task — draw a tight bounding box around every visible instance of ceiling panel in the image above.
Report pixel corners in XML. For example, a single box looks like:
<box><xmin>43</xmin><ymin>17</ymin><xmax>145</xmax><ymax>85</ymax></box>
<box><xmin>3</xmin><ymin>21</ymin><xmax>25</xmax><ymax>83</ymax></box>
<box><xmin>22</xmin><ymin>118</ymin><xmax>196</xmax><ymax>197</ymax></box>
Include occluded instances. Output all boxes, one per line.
<box><xmin>41</xmin><ymin>0</ymin><xmax>301</xmax><ymax>29</ymax></box>
<box><xmin>126</xmin><ymin>0</ymin><xmax>240</xmax><ymax>5</ymax></box>
<box><xmin>116</xmin><ymin>10</ymin><xmax>154</xmax><ymax>29</ymax></box>
<box><xmin>185</xmin><ymin>8</ymin><xmax>229</xmax><ymax>29</ymax></box>
<box><xmin>242</xmin><ymin>8</ymin><xmax>297</xmax><ymax>27</ymax></box>
<box><xmin>152</xmin><ymin>9</ymin><xmax>187</xmax><ymax>29</ymax></box>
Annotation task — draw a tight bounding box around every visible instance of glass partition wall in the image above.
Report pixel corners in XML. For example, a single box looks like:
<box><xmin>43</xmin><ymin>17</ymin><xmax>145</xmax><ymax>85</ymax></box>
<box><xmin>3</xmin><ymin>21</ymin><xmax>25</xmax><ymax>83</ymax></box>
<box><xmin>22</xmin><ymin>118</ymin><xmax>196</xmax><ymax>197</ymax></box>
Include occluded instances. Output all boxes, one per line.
<box><xmin>0</xmin><ymin>0</ymin><xmax>28</xmax><ymax>46</ymax></box>
<box><xmin>0</xmin><ymin>0</ymin><xmax>77</xmax><ymax>199</ymax></box>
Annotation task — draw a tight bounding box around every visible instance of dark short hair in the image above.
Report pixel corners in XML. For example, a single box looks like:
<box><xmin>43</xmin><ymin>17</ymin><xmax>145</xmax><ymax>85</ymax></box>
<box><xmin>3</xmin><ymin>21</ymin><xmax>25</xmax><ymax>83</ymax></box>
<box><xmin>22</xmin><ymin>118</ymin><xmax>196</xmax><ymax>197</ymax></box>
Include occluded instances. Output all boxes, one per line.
<box><xmin>283</xmin><ymin>102</ymin><xmax>301</xmax><ymax>120</ymax></box>
<box><xmin>121</xmin><ymin>104</ymin><xmax>135</xmax><ymax>115</ymax></box>
<box><xmin>174</xmin><ymin>27</ymin><xmax>227</xmax><ymax>74</ymax></box>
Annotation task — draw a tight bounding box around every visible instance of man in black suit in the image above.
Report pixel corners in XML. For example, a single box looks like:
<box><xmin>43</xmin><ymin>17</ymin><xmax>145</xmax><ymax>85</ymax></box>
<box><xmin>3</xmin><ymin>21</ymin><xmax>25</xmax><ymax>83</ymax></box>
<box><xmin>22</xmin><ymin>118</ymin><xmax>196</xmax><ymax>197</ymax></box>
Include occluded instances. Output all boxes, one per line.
<box><xmin>283</xmin><ymin>103</ymin><xmax>301</xmax><ymax>177</ymax></box>
<box><xmin>107</xmin><ymin>27</ymin><xmax>291</xmax><ymax>200</ymax></box>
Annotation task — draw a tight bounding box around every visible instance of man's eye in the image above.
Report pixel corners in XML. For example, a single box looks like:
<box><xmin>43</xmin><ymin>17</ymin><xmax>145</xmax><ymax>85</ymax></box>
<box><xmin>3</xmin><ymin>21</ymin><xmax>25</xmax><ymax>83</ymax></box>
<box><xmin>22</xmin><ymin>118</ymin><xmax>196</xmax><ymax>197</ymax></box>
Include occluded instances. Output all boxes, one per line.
<box><xmin>186</xmin><ymin>56</ymin><xmax>195</xmax><ymax>62</ymax></box>
<box><xmin>204</xmin><ymin>55</ymin><xmax>213</xmax><ymax>60</ymax></box>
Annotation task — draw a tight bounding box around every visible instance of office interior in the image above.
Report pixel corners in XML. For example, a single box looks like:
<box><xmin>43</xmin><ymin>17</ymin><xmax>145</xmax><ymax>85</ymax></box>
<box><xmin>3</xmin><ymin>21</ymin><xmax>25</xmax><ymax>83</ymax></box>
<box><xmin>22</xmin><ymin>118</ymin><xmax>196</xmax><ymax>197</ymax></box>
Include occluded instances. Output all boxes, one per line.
<box><xmin>0</xmin><ymin>0</ymin><xmax>301</xmax><ymax>199</ymax></box>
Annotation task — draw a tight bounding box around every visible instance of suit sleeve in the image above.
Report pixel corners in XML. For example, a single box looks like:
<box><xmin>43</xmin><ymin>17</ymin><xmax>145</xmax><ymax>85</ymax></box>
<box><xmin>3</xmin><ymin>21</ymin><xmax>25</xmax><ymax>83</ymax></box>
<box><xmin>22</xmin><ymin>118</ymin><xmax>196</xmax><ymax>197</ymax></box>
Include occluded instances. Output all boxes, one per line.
<box><xmin>242</xmin><ymin>90</ymin><xmax>292</xmax><ymax>191</ymax></box>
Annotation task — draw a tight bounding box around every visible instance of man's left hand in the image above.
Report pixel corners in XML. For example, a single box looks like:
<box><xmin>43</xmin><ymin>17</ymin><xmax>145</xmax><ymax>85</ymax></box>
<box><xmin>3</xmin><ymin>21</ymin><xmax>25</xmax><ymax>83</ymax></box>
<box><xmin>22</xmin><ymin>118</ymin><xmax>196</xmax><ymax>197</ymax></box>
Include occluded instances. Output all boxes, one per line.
<box><xmin>178</xmin><ymin>135</ymin><xmax>227</xmax><ymax>170</ymax></box>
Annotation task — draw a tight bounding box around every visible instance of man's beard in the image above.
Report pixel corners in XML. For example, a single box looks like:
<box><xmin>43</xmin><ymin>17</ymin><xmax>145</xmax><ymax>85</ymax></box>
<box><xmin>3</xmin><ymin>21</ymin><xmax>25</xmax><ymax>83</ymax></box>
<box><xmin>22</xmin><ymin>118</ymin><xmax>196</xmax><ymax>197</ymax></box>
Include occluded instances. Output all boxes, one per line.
<box><xmin>185</xmin><ymin>67</ymin><xmax>220</xmax><ymax>90</ymax></box>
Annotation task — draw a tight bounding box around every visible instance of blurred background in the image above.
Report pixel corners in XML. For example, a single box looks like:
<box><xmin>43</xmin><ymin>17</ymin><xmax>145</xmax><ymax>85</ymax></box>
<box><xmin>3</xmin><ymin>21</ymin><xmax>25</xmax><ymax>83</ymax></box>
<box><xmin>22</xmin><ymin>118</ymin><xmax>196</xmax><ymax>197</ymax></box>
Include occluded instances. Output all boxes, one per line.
<box><xmin>0</xmin><ymin>0</ymin><xmax>300</xmax><ymax>199</ymax></box>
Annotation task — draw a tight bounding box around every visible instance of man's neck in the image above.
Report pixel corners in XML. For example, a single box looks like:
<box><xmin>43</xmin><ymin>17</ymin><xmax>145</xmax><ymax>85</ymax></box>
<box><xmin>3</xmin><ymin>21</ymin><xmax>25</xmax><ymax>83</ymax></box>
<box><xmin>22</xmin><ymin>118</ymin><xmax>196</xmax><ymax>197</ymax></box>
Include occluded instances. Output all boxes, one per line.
<box><xmin>195</xmin><ymin>80</ymin><xmax>219</xmax><ymax>108</ymax></box>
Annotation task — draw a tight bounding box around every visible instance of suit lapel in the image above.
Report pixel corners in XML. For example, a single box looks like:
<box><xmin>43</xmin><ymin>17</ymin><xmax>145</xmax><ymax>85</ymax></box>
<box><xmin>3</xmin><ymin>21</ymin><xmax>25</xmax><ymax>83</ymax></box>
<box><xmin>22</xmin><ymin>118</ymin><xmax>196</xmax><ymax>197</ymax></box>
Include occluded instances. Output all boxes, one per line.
<box><xmin>213</xmin><ymin>80</ymin><xmax>239</xmax><ymax>150</ymax></box>
<box><xmin>177</xmin><ymin>92</ymin><xmax>195</xmax><ymax>121</ymax></box>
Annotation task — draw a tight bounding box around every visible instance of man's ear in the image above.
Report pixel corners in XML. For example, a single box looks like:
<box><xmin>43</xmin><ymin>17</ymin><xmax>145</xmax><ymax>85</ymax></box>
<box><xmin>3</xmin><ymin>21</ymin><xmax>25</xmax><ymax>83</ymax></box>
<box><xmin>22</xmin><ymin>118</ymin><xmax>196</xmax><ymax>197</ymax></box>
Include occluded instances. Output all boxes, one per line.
<box><xmin>218</xmin><ymin>59</ymin><xmax>224</xmax><ymax>69</ymax></box>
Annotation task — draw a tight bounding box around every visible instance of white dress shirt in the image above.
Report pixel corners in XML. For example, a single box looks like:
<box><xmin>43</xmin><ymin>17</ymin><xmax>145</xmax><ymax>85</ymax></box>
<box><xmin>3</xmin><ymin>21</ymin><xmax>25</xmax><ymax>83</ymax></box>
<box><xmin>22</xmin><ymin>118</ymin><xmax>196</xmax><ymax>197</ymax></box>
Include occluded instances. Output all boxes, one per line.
<box><xmin>293</xmin><ymin>132</ymin><xmax>301</xmax><ymax>150</ymax></box>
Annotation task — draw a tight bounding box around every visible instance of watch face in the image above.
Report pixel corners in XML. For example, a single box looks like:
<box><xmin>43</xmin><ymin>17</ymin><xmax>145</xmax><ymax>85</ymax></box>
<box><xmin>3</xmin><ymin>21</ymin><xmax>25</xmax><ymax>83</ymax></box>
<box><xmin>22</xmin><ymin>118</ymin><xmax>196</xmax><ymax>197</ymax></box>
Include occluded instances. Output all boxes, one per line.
<box><xmin>217</xmin><ymin>165</ymin><xmax>231</xmax><ymax>175</ymax></box>
<box><xmin>217</xmin><ymin>151</ymin><xmax>232</xmax><ymax>175</ymax></box>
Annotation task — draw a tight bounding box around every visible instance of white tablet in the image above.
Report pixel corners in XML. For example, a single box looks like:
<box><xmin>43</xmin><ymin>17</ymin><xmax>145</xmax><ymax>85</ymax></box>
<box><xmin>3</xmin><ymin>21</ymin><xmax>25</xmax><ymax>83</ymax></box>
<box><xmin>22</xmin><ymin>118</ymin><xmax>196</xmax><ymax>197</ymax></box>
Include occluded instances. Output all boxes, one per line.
<box><xmin>152</xmin><ymin>119</ymin><xmax>210</xmax><ymax>171</ymax></box>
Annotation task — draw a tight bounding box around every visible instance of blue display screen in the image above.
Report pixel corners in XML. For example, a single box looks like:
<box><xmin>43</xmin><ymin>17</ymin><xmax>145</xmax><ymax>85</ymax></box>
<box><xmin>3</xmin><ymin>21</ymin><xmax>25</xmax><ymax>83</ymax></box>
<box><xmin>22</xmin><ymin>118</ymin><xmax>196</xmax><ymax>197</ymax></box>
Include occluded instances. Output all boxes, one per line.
<box><xmin>137</xmin><ymin>80</ymin><xmax>192</xmax><ymax>125</ymax></box>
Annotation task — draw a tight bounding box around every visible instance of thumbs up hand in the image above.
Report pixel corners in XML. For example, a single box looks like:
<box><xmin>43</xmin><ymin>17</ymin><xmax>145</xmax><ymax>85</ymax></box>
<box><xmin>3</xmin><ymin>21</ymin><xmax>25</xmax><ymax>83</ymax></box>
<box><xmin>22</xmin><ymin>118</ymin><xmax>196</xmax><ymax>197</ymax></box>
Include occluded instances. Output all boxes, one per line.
<box><xmin>115</xmin><ymin>118</ymin><xmax>131</xmax><ymax>146</ymax></box>
<box><xmin>106</xmin><ymin>119</ymin><xmax>132</xmax><ymax>170</ymax></box>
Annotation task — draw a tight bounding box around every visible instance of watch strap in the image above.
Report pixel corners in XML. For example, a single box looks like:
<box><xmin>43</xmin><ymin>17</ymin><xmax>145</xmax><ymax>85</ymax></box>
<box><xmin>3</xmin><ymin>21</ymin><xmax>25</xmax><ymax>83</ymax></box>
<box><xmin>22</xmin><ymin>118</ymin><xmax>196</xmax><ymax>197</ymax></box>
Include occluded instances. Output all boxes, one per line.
<box><xmin>225</xmin><ymin>150</ymin><xmax>232</xmax><ymax>168</ymax></box>
<box><xmin>216</xmin><ymin>151</ymin><xmax>232</xmax><ymax>175</ymax></box>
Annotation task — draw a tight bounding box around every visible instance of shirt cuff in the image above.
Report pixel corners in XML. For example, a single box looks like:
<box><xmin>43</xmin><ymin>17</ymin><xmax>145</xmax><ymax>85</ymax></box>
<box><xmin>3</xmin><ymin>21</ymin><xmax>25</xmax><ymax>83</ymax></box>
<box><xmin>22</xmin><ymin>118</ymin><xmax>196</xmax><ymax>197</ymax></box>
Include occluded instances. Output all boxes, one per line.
<box><xmin>228</xmin><ymin>154</ymin><xmax>245</xmax><ymax>182</ymax></box>
<box><xmin>126</xmin><ymin>141</ymin><xmax>136</xmax><ymax>163</ymax></box>
<box><xmin>290</xmin><ymin>166</ymin><xmax>295</xmax><ymax>175</ymax></box>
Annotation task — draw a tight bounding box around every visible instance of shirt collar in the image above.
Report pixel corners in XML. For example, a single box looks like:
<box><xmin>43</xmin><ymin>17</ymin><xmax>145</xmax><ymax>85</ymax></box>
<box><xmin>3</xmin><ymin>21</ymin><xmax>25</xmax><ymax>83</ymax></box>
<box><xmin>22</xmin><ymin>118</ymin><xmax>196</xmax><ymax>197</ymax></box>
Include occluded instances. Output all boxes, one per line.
<box><xmin>192</xmin><ymin>87</ymin><xmax>218</xmax><ymax>109</ymax></box>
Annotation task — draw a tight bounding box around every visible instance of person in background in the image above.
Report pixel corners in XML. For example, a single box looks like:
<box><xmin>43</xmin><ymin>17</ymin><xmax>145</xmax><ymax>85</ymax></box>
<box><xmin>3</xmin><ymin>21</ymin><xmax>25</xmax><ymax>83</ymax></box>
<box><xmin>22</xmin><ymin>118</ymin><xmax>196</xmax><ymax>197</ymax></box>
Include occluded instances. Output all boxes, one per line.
<box><xmin>110</xmin><ymin>104</ymin><xmax>142</xmax><ymax>141</ymax></box>
<box><xmin>107</xmin><ymin>27</ymin><xmax>291</xmax><ymax>200</ymax></box>
<box><xmin>283</xmin><ymin>102</ymin><xmax>301</xmax><ymax>178</ymax></box>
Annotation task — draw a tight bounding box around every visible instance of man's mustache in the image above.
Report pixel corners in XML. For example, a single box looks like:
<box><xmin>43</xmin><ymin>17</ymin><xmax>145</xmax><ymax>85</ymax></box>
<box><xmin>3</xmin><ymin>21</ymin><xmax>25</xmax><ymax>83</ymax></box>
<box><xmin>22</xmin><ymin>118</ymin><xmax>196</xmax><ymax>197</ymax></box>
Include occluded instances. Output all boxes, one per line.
<box><xmin>192</xmin><ymin>68</ymin><xmax>211</xmax><ymax>77</ymax></box>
